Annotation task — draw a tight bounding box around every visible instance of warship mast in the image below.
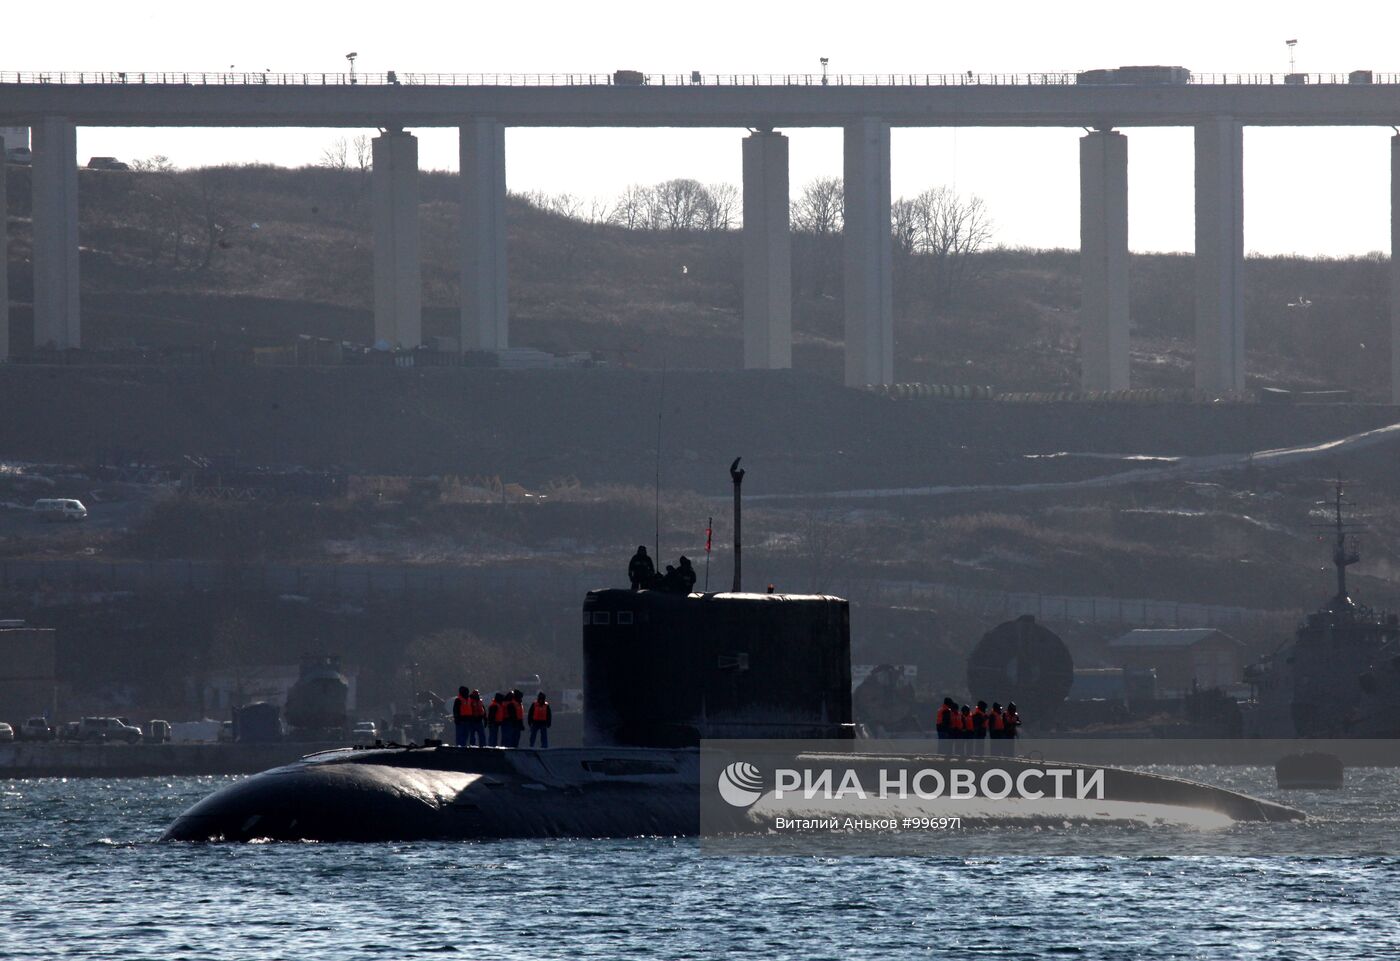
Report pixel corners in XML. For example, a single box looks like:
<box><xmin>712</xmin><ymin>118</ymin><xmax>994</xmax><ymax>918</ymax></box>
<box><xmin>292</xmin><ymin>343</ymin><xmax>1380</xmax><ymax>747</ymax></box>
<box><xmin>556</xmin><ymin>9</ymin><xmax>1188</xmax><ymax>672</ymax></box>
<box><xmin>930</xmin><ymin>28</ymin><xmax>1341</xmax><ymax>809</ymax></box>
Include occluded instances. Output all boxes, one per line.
<box><xmin>1325</xmin><ymin>482</ymin><xmax>1361</xmax><ymax>614</ymax></box>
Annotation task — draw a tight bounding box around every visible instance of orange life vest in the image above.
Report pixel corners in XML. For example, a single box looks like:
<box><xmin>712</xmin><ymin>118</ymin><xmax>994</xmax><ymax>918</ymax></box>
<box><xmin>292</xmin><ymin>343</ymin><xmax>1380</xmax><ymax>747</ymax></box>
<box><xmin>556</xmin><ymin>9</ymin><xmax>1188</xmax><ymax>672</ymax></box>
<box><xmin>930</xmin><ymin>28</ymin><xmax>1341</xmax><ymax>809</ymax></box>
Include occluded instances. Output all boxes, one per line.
<box><xmin>504</xmin><ymin>700</ymin><xmax>524</xmax><ymax>723</ymax></box>
<box><xmin>970</xmin><ymin>707</ymin><xmax>986</xmax><ymax>733</ymax></box>
<box><xmin>487</xmin><ymin>701</ymin><xmax>503</xmax><ymax>724</ymax></box>
<box><xmin>990</xmin><ymin>710</ymin><xmax>1005</xmax><ymax>732</ymax></box>
<box><xmin>452</xmin><ymin>696</ymin><xmax>469</xmax><ymax>720</ymax></box>
<box><xmin>935</xmin><ymin>705</ymin><xmax>952</xmax><ymax>728</ymax></box>
<box><xmin>951</xmin><ymin>712</ymin><xmax>966</xmax><ymax>733</ymax></box>
<box><xmin>530</xmin><ymin>702</ymin><xmax>550</xmax><ymax>723</ymax></box>
<box><xmin>464</xmin><ymin>697</ymin><xmax>485</xmax><ymax>719</ymax></box>
<box><xmin>1005</xmin><ymin>710</ymin><xmax>1020</xmax><ymax>734</ymax></box>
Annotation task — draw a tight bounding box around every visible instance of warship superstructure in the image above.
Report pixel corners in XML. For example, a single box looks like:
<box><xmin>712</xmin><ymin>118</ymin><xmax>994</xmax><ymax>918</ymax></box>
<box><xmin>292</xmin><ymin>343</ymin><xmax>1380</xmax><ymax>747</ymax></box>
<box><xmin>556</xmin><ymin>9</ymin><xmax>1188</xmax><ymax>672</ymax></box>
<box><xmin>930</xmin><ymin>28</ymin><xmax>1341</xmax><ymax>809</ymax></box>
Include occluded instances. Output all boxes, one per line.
<box><xmin>1246</xmin><ymin>484</ymin><xmax>1400</xmax><ymax>737</ymax></box>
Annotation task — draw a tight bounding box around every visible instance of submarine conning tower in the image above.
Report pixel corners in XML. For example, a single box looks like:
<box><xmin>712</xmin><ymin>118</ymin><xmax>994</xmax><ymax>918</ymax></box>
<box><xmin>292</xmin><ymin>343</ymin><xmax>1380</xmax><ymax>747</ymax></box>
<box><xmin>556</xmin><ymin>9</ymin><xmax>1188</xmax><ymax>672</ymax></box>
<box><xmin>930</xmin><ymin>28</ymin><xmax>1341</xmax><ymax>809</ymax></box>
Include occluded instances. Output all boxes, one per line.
<box><xmin>582</xmin><ymin>589</ymin><xmax>853</xmax><ymax>747</ymax></box>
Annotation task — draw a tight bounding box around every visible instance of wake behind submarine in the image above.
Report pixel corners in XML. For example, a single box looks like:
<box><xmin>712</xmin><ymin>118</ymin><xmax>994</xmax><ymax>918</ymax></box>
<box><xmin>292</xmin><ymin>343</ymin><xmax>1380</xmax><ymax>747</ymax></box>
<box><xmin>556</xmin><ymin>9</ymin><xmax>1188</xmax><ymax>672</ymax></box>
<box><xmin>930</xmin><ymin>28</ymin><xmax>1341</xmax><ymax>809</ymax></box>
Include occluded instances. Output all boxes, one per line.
<box><xmin>163</xmin><ymin>464</ymin><xmax>1298</xmax><ymax>843</ymax></box>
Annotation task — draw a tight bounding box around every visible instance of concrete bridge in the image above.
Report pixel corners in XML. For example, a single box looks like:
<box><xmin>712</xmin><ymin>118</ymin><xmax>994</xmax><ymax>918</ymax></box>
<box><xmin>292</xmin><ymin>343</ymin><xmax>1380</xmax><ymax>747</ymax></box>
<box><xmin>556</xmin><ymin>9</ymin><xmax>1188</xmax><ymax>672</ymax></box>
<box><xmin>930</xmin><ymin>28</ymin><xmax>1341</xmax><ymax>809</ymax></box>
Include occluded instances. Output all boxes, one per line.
<box><xmin>3</xmin><ymin>70</ymin><xmax>1400</xmax><ymax>395</ymax></box>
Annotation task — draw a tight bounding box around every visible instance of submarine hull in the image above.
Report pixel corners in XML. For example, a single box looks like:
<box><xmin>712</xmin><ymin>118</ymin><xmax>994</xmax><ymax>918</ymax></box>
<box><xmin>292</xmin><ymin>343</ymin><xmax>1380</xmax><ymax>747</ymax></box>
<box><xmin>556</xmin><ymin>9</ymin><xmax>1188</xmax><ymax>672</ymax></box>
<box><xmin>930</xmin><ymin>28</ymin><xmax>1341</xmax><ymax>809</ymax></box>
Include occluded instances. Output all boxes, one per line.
<box><xmin>162</xmin><ymin>746</ymin><xmax>699</xmax><ymax>842</ymax></box>
<box><xmin>162</xmin><ymin>744</ymin><xmax>1300</xmax><ymax>842</ymax></box>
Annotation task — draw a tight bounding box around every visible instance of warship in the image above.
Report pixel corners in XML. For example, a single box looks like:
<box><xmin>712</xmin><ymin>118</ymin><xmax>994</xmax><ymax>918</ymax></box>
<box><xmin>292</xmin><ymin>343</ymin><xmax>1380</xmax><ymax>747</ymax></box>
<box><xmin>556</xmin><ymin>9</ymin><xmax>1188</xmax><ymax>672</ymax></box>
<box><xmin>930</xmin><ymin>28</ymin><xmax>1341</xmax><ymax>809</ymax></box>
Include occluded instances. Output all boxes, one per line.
<box><xmin>1245</xmin><ymin>484</ymin><xmax>1400</xmax><ymax>737</ymax></box>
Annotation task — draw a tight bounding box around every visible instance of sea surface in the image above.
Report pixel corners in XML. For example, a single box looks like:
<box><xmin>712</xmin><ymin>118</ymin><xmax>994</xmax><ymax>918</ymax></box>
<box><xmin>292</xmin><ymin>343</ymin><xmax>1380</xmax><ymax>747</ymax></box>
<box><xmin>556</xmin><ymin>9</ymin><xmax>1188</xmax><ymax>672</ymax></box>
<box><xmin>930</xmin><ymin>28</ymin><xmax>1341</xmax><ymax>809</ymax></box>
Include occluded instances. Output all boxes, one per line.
<box><xmin>6</xmin><ymin>770</ymin><xmax>1400</xmax><ymax>960</ymax></box>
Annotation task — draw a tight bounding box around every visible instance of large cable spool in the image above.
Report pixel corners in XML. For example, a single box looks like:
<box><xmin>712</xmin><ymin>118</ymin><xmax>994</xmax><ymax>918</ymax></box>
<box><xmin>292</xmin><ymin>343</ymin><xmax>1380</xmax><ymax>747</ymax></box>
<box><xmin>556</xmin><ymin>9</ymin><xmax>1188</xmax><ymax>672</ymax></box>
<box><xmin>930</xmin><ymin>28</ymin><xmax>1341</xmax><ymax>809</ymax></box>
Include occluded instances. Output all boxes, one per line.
<box><xmin>965</xmin><ymin>615</ymin><xmax>1074</xmax><ymax>718</ymax></box>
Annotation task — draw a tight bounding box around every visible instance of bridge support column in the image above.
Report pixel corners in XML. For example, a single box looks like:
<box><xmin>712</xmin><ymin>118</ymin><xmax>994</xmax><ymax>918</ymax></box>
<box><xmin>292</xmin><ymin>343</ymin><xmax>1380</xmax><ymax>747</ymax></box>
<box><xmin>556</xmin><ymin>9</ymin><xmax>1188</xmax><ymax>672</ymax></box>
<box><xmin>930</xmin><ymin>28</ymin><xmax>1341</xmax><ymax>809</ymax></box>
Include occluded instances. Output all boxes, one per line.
<box><xmin>1079</xmin><ymin>129</ymin><xmax>1130</xmax><ymax>391</ymax></box>
<box><xmin>742</xmin><ymin>130</ymin><xmax>791</xmax><ymax>369</ymax></box>
<box><xmin>0</xmin><ymin>133</ymin><xmax>7</xmax><ymax>361</ymax></box>
<box><xmin>1391</xmin><ymin>134</ymin><xmax>1400</xmax><ymax>404</ymax></box>
<box><xmin>371</xmin><ymin>130</ymin><xmax>422</xmax><ymax>348</ymax></box>
<box><xmin>32</xmin><ymin>117</ymin><xmax>80</xmax><ymax>350</ymax></box>
<box><xmin>1193</xmin><ymin>118</ymin><xmax>1245</xmax><ymax>394</ymax></box>
<box><xmin>460</xmin><ymin>119</ymin><xmax>508</xmax><ymax>351</ymax></box>
<box><xmin>843</xmin><ymin>118</ymin><xmax>893</xmax><ymax>387</ymax></box>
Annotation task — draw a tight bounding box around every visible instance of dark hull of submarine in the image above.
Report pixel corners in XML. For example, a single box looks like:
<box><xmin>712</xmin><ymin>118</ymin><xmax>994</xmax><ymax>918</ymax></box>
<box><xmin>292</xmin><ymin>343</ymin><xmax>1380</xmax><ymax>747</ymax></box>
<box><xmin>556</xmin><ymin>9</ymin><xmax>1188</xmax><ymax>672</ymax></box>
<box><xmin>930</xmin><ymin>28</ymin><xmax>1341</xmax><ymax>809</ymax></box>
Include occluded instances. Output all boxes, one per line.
<box><xmin>164</xmin><ymin>590</ymin><xmax>1300</xmax><ymax>842</ymax></box>
<box><xmin>162</xmin><ymin>745</ymin><xmax>701</xmax><ymax>842</ymax></box>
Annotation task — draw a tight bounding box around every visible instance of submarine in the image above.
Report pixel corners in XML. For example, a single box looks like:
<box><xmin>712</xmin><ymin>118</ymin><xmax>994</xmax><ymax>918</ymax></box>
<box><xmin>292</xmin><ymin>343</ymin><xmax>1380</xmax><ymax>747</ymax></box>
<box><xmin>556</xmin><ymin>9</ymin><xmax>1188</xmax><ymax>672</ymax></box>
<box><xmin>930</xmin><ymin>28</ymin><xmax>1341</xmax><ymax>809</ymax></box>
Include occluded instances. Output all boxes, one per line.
<box><xmin>164</xmin><ymin>464</ymin><xmax>1299</xmax><ymax>843</ymax></box>
<box><xmin>164</xmin><ymin>585</ymin><xmax>1302</xmax><ymax>841</ymax></box>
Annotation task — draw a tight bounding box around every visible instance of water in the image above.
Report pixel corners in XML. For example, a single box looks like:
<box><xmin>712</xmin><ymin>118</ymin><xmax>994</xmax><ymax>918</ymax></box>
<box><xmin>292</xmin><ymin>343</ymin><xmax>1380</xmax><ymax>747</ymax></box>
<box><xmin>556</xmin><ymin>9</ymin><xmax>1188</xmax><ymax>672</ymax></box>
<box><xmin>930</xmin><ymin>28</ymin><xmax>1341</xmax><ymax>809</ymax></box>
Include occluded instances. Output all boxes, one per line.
<box><xmin>6</xmin><ymin>773</ymin><xmax>1400</xmax><ymax>960</ymax></box>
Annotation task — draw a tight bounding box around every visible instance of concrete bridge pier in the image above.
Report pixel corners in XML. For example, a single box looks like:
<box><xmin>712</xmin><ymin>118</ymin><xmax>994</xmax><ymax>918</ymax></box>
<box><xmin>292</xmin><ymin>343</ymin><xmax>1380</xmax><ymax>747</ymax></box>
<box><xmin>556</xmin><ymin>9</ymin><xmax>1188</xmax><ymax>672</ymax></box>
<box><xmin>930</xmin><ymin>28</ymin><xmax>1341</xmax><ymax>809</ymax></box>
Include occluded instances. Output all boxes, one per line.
<box><xmin>843</xmin><ymin>118</ymin><xmax>893</xmax><ymax>387</ymax></box>
<box><xmin>1079</xmin><ymin>129</ymin><xmax>1130</xmax><ymax>391</ymax></box>
<box><xmin>1194</xmin><ymin>118</ymin><xmax>1245</xmax><ymax>394</ymax></box>
<box><xmin>371</xmin><ymin>130</ymin><xmax>422</xmax><ymax>348</ymax></box>
<box><xmin>741</xmin><ymin>129</ymin><xmax>792</xmax><ymax>369</ymax></box>
<box><xmin>0</xmin><ymin>133</ymin><xmax>7</xmax><ymax>361</ymax></box>
<box><xmin>1392</xmin><ymin>134</ymin><xmax>1400</xmax><ymax>405</ymax></box>
<box><xmin>460</xmin><ymin>119</ymin><xmax>508</xmax><ymax>352</ymax></box>
<box><xmin>32</xmin><ymin>117</ymin><xmax>80</xmax><ymax>350</ymax></box>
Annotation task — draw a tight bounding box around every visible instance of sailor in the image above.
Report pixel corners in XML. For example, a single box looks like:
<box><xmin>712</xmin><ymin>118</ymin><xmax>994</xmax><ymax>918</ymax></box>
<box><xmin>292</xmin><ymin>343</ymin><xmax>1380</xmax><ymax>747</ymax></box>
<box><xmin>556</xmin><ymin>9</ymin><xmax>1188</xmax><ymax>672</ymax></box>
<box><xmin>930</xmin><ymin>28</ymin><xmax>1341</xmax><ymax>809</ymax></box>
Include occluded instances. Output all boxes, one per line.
<box><xmin>528</xmin><ymin>692</ymin><xmax>553</xmax><ymax>748</ymax></box>
<box><xmin>486</xmin><ymin>692</ymin><xmax>505</xmax><ymax>747</ymax></box>
<box><xmin>1004</xmin><ymin>701</ymin><xmax>1021</xmax><ymax>750</ymax></box>
<box><xmin>970</xmin><ymin>701</ymin><xmax>988</xmax><ymax>755</ymax></box>
<box><xmin>452</xmin><ymin>686</ymin><xmax>471</xmax><ymax>747</ymax></box>
<box><xmin>659</xmin><ymin>564</ymin><xmax>682</xmax><ymax>593</ymax></box>
<box><xmin>954</xmin><ymin>705</ymin><xmax>971</xmax><ymax>756</ymax></box>
<box><xmin>463</xmin><ymin>689</ymin><xmax>487</xmax><ymax>747</ymax></box>
<box><xmin>988</xmin><ymin>702</ymin><xmax>1006</xmax><ymax>756</ymax></box>
<box><xmin>501</xmin><ymin>690</ymin><xmax>526</xmax><ymax>748</ymax></box>
<box><xmin>934</xmin><ymin>697</ymin><xmax>956</xmax><ymax>753</ymax></box>
<box><xmin>677</xmin><ymin>556</ymin><xmax>697</xmax><ymax>594</ymax></box>
<box><xmin>628</xmin><ymin>546</ymin><xmax>656</xmax><ymax>591</ymax></box>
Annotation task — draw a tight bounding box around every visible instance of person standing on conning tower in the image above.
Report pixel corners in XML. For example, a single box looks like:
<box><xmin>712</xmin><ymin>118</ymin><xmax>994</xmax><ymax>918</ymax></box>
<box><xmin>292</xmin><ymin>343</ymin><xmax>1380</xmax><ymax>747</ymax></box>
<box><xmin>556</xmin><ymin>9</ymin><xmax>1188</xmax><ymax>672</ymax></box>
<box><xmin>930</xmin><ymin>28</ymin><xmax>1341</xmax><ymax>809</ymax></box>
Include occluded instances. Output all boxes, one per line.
<box><xmin>628</xmin><ymin>546</ymin><xmax>655</xmax><ymax>590</ymax></box>
<box><xmin>677</xmin><ymin>556</ymin><xmax>697</xmax><ymax>594</ymax></box>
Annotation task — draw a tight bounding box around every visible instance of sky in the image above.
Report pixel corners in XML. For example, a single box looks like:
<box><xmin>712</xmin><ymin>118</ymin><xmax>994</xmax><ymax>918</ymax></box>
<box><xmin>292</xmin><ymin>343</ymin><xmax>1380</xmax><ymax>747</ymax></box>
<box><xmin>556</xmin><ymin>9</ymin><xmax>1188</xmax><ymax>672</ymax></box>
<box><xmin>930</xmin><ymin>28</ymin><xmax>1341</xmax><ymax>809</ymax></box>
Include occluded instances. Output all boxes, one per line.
<box><xmin>5</xmin><ymin>0</ymin><xmax>1399</xmax><ymax>256</ymax></box>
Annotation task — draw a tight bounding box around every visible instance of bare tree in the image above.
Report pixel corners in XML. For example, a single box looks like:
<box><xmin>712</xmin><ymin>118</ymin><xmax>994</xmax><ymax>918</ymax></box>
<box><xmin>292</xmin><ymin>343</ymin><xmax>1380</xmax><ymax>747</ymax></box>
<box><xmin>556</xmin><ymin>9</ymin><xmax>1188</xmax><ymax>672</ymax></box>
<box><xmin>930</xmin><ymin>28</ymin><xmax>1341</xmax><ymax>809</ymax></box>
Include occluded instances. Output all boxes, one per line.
<box><xmin>792</xmin><ymin>177</ymin><xmax>844</xmax><ymax>297</ymax></box>
<box><xmin>352</xmin><ymin>134</ymin><xmax>372</xmax><ymax>173</ymax></box>
<box><xmin>890</xmin><ymin>197</ymin><xmax>922</xmax><ymax>259</ymax></box>
<box><xmin>699</xmin><ymin>182</ymin><xmax>739</xmax><ymax>231</ymax></box>
<box><xmin>791</xmin><ymin>176</ymin><xmax>843</xmax><ymax>235</ymax></box>
<box><xmin>648</xmin><ymin>178</ymin><xmax>710</xmax><ymax>231</ymax></box>
<box><xmin>895</xmin><ymin>186</ymin><xmax>994</xmax><ymax>304</ymax></box>
<box><xmin>609</xmin><ymin>184</ymin><xmax>655</xmax><ymax>230</ymax></box>
<box><xmin>131</xmin><ymin>154</ymin><xmax>175</xmax><ymax>173</ymax></box>
<box><xmin>319</xmin><ymin>138</ymin><xmax>350</xmax><ymax>171</ymax></box>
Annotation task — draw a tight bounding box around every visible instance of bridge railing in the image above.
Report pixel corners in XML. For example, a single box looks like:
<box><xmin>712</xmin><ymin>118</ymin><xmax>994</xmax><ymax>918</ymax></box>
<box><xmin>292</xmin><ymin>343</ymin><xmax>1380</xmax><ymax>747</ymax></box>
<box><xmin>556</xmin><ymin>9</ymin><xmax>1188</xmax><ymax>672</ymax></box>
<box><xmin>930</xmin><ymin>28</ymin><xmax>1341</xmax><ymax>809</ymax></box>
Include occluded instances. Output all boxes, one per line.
<box><xmin>2</xmin><ymin>70</ymin><xmax>1398</xmax><ymax>87</ymax></box>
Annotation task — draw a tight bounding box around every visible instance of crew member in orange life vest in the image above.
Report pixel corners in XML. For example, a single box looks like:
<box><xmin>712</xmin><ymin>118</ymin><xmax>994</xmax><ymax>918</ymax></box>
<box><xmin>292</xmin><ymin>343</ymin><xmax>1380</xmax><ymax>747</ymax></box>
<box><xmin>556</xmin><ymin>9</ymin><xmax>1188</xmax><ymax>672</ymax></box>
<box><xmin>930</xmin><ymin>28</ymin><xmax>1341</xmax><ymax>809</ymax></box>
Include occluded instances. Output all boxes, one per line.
<box><xmin>462</xmin><ymin>689</ymin><xmax>487</xmax><ymax>747</ymax></box>
<box><xmin>954</xmin><ymin>705</ymin><xmax>971</xmax><ymax>756</ymax></box>
<box><xmin>970</xmin><ymin>701</ymin><xmax>988</xmax><ymax>756</ymax></box>
<box><xmin>486</xmin><ymin>692</ymin><xmax>505</xmax><ymax>747</ymax></box>
<box><xmin>452</xmin><ymin>686</ymin><xmax>472</xmax><ymax>747</ymax></box>
<box><xmin>1004</xmin><ymin>701</ymin><xmax>1021</xmax><ymax>749</ymax></box>
<box><xmin>528</xmin><ymin>692</ymin><xmax>553</xmax><ymax>749</ymax></box>
<box><xmin>935</xmin><ymin>697</ymin><xmax>956</xmax><ymax>753</ymax></box>
<box><xmin>988</xmin><ymin>701</ymin><xmax>1007</xmax><ymax>756</ymax></box>
<box><xmin>501</xmin><ymin>690</ymin><xmax>526</xmax><ymax>748</ymax></box>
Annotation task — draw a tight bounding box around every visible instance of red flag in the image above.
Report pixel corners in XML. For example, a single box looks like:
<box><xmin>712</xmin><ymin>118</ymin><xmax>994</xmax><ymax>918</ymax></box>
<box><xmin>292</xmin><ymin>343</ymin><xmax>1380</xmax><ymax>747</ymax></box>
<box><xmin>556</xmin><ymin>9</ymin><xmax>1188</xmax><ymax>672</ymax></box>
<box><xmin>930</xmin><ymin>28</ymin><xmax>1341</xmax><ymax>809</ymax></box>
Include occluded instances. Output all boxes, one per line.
<box><xmin>705</xmin><ymin>523</ymin><xmax>712</xmax><ymax>553</ymax></box>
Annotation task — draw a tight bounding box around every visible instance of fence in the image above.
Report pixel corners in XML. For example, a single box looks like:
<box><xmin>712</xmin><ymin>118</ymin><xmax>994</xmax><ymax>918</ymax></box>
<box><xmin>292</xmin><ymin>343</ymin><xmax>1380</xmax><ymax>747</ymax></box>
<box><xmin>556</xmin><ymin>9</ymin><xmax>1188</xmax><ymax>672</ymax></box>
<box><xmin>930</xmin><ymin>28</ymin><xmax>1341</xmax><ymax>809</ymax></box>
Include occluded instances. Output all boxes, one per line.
<box><xmin>3</xmin><ymin>71</ymin><xmax>1397</xmax><ymax>88</ymax></box>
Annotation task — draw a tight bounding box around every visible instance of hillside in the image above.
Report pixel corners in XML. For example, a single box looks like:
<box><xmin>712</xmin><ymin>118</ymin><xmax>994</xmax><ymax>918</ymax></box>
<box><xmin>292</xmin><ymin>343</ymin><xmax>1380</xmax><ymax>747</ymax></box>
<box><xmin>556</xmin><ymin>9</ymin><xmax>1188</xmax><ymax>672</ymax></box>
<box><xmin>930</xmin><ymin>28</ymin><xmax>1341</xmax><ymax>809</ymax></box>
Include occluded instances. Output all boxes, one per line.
<box><xmin>3</xmin><ymin>163</ymin><xmax>1393</xmax><ymax>395</ymax></box>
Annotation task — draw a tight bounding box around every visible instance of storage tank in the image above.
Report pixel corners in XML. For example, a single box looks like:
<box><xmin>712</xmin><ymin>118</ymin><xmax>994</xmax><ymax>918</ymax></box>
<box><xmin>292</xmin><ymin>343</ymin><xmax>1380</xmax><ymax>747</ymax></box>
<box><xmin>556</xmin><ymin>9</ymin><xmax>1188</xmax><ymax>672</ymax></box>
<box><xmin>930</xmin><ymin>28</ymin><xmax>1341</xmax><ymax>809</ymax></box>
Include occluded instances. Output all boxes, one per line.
<box><xmin>283</xmin><ymin>655</ymin><xmax>349</xmax><ymax>737</ymax></box>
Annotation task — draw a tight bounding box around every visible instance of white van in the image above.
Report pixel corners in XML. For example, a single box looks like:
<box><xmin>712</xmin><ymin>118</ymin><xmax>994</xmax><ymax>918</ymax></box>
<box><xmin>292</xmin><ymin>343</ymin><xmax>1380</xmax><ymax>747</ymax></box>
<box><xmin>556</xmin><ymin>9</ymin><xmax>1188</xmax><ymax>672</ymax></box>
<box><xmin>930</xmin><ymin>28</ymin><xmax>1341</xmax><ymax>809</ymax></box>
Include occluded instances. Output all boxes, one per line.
<box><xmin>34</xmin><ymin>498</ymin><xmax>88</xmax><ymax>522</ymax></box>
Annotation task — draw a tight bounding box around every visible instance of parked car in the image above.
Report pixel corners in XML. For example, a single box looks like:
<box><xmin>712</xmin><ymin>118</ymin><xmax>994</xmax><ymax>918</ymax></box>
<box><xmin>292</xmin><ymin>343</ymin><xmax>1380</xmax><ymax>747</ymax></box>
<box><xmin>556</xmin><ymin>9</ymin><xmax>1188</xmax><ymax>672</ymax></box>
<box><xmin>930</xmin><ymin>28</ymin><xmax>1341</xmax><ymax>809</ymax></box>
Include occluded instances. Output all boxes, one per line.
<box><xmin>0</xmin><ymin>722</ymin><xmax>13</xmax><ymax>743</ymax></box>
<box><xmin>56</xmin><ymin>720</ymin><xmax>80</xmax><ymax>741</ymax></box>
<box><xmin>146</xmin><ymin>720</ymin><xmax>171</xmax><ymax>744</ymax></box>
<box><xmin>78</xmin><ymin>716</ymin><xmax>142</xmax><ymax>744</ymax></box>
<box><xmin>86</xmin><ymin>156</ymin><xmax>130</xmax><ymax>171</ymax></box>
<box><xmin>34</xmin><ymin>498</ymin><xmax>88</xmax><ymax>522</ymax></box>
<box><xmin>352</xmin><ymin>720</ymin><xmax>379</xmax><ymax>741</ymax></box>
<box><xmin>19</xmin><ymin>717</ymin><xmax>54</xmax><ymax>741</ymax></box>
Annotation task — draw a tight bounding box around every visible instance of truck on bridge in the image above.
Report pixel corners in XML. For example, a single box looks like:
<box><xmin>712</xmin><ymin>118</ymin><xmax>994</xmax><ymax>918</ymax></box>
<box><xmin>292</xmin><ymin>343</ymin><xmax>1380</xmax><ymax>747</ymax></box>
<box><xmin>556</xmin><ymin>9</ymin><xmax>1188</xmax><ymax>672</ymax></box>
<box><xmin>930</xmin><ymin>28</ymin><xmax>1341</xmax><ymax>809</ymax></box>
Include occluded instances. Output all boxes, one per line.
<box><xmin>1077</xmin><ymin>65</ymin><xmax>1192</xmax><ymax>85</ymax></box>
